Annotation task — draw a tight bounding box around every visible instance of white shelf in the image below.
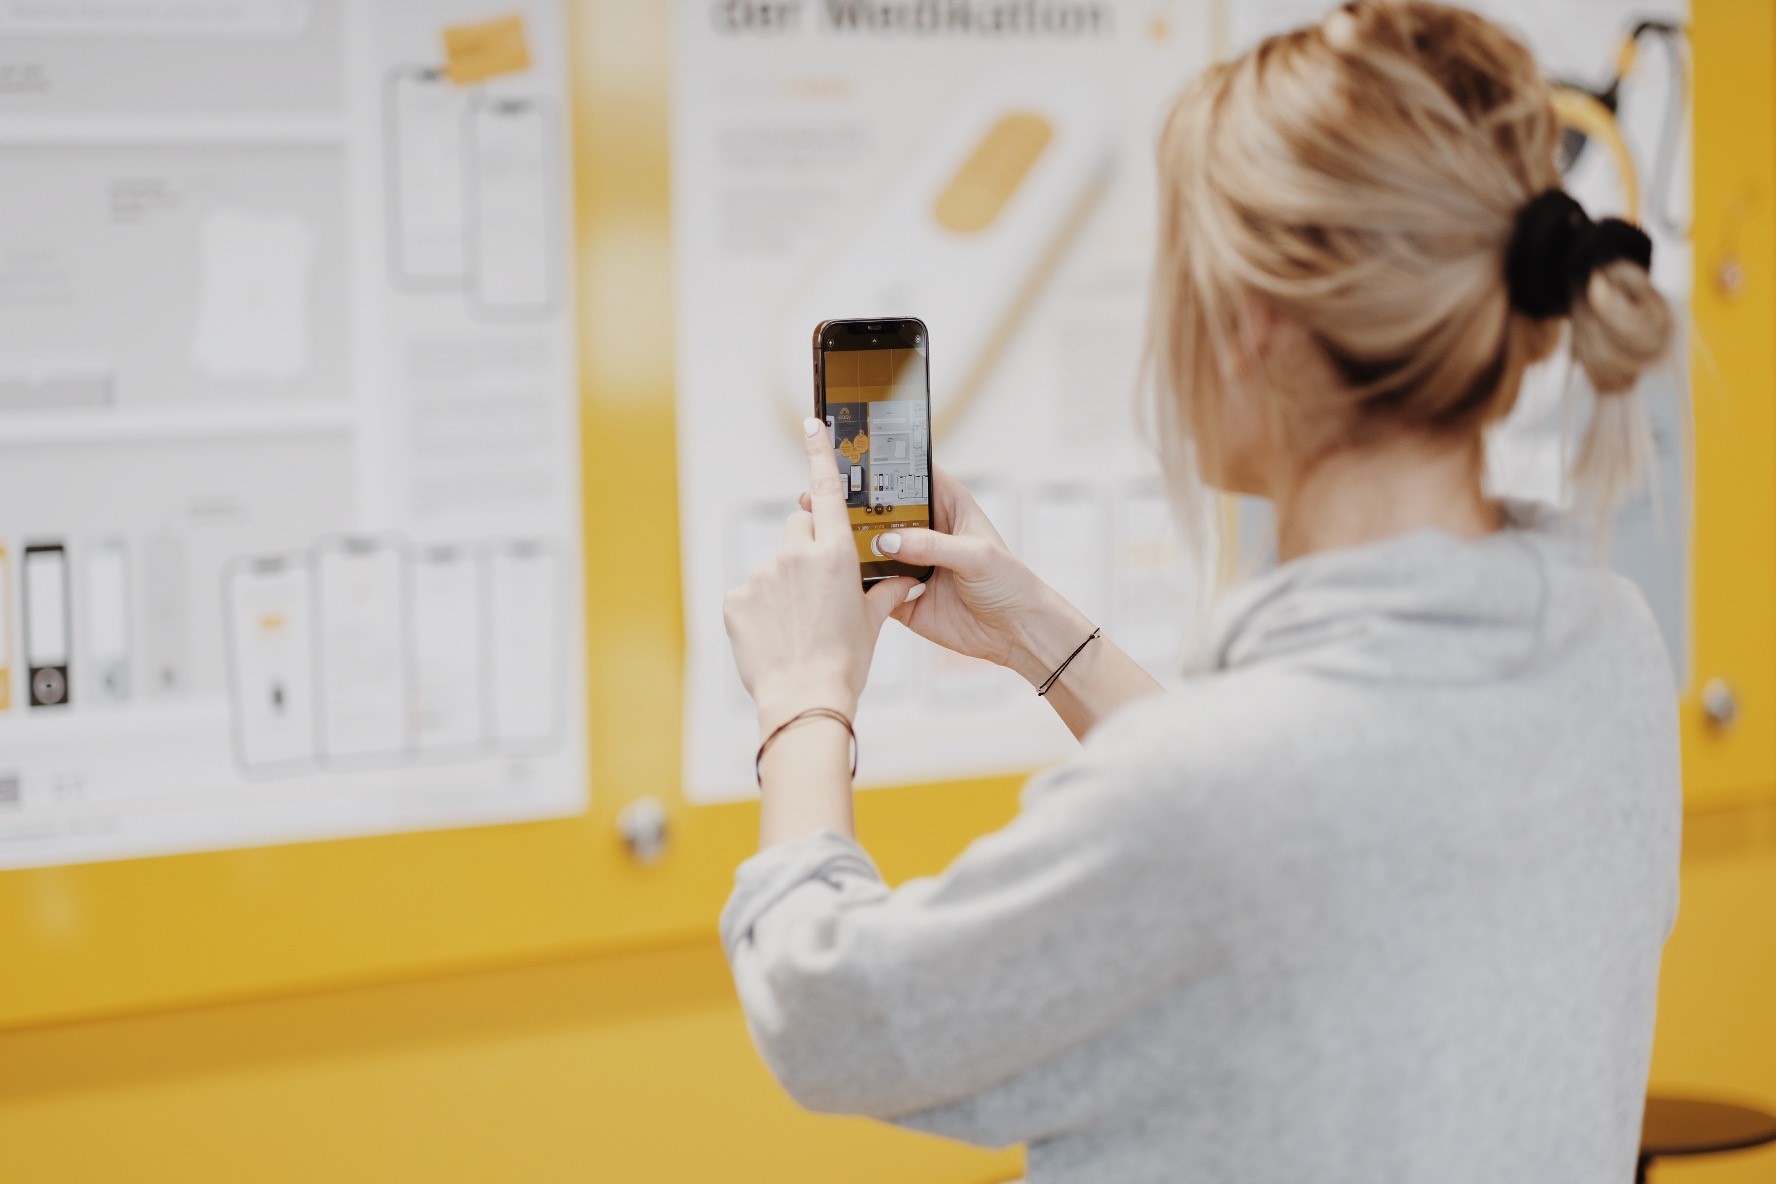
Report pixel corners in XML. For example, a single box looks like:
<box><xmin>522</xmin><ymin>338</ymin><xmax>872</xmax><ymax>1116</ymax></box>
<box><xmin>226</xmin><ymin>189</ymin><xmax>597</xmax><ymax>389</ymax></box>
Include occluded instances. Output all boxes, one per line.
<box><xmin>0</xmin><ymin>402</ymin><xmax>354</xmax><ymax>446</ymax></box>
<box><xmin>0</xmin><ymin>113</ymin><xmax>348</xmax><ymax>148</ymax></box>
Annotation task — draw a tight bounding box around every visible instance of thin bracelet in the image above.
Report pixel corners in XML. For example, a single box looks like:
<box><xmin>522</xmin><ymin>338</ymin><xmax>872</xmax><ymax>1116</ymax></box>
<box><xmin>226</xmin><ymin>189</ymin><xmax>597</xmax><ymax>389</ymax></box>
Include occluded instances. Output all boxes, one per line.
<box><xmin>755</xmin><ymin>706</ymin><xmax>857</xmax><ymax>787</ymax></box>
<box><xmin>1036</xmin><ymin>627</ymin><xmax>1101</xmax><ymax>697</ymax></box>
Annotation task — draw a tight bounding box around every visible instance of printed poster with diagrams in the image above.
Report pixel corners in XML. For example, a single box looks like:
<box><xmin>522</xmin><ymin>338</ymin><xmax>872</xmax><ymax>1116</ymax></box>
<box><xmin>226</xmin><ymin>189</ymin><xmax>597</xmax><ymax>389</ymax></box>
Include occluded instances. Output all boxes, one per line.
<box><xmin>674</xmin><ymin>1</ymin><xmax>1217</xmax><ymax>801</ymax></box>
<box><xmin>1230</xmin><ymin>0</ymin><xmax>1694</xmax><ymax>679</ymax></box>
<box><xmin>0</xmin><ymin>1</ymin><xmax>586</xmax><ymax>871</ymax></box>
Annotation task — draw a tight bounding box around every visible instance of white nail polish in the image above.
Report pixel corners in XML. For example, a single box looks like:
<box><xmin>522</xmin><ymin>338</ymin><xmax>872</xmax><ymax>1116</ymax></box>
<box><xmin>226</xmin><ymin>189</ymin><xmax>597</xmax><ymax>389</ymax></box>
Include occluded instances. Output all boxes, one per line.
<box><xmin>803</xmin><ymin>417</ymin><xmax>823</xmax><ymax>437</ymax></box>
<box><xmin>904</xmin><ymin>582</ymin><xmax>926</xmax><ymax>603</ymax></box>
<box><xmin>878</xmin><ymin>532</ymin><xmax>901</xmax><ymax>555</ymax></box>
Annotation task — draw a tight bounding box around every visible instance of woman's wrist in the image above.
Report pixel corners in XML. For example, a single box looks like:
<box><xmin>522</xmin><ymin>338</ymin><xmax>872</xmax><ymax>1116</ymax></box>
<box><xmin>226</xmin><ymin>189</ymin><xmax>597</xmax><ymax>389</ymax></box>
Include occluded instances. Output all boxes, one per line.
<box><xmin>755</xmin><ymin>705</ymin><xmax>858</xmax><ymax>846</ymax></box>
<box><xmin>1006</xmin><ymin>588</ymin><xmax>1098</xmax><ymax>689</ymax></box>
<box><xmin>753</xmin><ymin>679</ymin><xmax>858</xmax><ymax>734</ymax></box>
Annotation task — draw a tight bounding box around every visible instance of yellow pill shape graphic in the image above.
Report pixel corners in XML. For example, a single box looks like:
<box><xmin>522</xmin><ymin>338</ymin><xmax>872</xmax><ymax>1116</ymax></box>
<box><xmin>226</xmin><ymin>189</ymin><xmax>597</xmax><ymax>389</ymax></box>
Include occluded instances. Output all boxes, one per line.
<box><xmin>933</xmin><ymin>111</ymin><xmax>1055</xmax><ymax>234</ymax></box>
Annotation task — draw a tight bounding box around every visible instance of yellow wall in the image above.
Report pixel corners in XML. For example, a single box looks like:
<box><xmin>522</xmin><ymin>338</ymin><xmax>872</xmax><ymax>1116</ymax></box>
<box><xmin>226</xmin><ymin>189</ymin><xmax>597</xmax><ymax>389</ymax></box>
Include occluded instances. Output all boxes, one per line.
<box><xmin>4</xmin><ymin>3</ymin><xmax>1776</xmax><ymax>1182</ymax></box>
<box><xmin>1641</xmin><ymin>4</ymin><xmax>1776</xmax><ymax>1179</ymax></box>
<box><xmin>0</xmin><ymin>942</ymin><xmax>1016</xmax><ymax>1183</ymax></box>
<box><xmin>1652</xmin><ymin>804</ymin><xmax>1776</xmax><ymax>1182</ymax></box>
<box><xmin>0</xmin><ymin>812</ymin><xmax>1771</xmax><ymax>1184</ymax></box>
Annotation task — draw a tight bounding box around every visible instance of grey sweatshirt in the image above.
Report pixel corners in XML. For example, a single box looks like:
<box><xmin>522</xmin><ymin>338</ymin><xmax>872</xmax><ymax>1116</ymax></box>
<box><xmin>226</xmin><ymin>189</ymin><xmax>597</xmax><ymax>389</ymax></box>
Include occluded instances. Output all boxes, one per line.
<box><xmin>721</xmin><ymin>504</ymin><xmax>1681</xmax><ymax>1183</ymax></box>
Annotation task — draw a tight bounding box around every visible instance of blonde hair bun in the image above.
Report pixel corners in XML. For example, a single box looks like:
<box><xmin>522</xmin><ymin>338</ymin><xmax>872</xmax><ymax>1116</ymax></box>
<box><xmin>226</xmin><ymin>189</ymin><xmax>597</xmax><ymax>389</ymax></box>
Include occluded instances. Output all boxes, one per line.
<box><xmin>1149</xmin><ymin>0</ymin><xmax>1676</xmax><ymax>515</ymax></box>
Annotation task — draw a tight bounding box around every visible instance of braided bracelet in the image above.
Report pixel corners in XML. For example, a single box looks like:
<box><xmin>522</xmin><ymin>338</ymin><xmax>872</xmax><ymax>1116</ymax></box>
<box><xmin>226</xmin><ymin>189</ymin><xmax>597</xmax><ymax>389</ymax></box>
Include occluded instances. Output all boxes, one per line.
<box><xmin>1036</xmin><ymin>627</ymin><xmax>1102</xmax><ymax>697</ymax></box>
<box><xmin>755</xmin><ymin>706</ymin><xmax>858</xmax><ymax>788</ymax></box>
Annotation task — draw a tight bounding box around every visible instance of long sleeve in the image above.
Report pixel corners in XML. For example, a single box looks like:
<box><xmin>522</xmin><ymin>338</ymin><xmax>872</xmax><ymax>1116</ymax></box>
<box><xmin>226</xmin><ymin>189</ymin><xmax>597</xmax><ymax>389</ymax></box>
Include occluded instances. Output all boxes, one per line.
<box><xmin>718</xmin><ymin>699</ymin><xmax>1231</xmax><ymax>1130</ymax></box>
<box><xmin>725</xmin><ymin>520</ymin><xmax>1683</xmax><ymax>1181</ymax></box>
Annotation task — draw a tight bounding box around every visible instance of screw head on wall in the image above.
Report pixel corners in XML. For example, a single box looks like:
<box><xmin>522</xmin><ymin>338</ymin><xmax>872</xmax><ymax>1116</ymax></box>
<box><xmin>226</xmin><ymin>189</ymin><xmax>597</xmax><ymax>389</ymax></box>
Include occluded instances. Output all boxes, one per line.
<box><xmin>1702</xmin><ymin>677</ymin><xmax>1739</xmax><ymax>730</ymax></box>
<box><xmin>617</xmin><ymin>797</ymin><xmax>670</xmax><ymax>865</ymax></box>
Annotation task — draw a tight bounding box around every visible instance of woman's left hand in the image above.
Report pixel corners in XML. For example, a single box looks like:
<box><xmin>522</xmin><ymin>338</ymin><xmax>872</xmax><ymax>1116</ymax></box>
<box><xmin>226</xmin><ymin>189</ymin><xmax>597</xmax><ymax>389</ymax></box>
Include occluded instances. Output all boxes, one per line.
<box><xmin>724</xmin><ymin>417</ymin><xmax>919</xmax><ymax>727</ymax></box>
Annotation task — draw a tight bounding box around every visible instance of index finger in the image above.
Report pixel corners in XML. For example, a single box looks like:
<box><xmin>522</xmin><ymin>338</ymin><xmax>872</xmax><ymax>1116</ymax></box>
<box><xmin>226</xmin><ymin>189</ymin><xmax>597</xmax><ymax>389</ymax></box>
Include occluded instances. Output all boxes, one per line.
<box><xmin>802</xmin><ymin>417</ymin><xmax>852</xmax><ymax>540</ymax></box>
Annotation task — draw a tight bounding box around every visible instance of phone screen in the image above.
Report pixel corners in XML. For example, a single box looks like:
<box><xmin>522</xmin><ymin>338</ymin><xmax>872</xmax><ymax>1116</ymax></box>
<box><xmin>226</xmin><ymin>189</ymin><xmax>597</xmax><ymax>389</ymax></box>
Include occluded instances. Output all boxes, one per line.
<box><xmin>816</xmin><ymin>319</ymin><xmax>933</xmax><ymax>583</ymax></box>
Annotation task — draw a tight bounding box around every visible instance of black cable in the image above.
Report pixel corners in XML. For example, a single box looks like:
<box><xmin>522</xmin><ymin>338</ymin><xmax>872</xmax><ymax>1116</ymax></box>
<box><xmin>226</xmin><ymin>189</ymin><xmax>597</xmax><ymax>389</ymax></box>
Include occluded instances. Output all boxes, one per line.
<box><xmin>1552</xmin><ymin>19</ymin><xmax>1690</xmax><ymax>241</ymax></box>
<box><xmin>1635</xmin><ymin>22</ymin><xmax>1690</xmax><ymax>239</ymax></box>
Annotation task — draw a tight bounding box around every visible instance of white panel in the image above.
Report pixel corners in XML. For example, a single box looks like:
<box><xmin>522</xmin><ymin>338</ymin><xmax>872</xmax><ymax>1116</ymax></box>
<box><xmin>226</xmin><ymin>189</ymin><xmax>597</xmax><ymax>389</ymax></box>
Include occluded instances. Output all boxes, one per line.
<box><xmin>0</xmin><ymin>0</ymin><xmax>589</xmax><ymax>871</ymax></box>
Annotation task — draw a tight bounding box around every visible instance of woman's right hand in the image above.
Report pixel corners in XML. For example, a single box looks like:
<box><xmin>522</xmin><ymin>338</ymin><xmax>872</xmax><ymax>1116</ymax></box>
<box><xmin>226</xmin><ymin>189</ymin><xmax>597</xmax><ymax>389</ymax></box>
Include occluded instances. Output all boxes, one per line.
<box><xmin>801</xmin><ymin>465</ymin><xmax>1092</xmax><ymax>682</ymax></box>
<box><xmin>803</xmin><ymin>465</ymin><xmax>1162</xmax><ymax>738</ymax></box>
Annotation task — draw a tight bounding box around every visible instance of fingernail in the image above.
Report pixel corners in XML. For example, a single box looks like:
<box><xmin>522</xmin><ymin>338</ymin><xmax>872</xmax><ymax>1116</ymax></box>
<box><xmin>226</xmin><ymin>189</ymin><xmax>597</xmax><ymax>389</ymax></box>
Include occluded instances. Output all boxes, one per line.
<box><xmin>877</xmin><ymin>532</ymin><xmax>901</xmax><ymax>555</ymax></box>
<box><xmin>904</xmin><ymin>582</ymin><xmax>926</xmax><ymax>603</ymax></box>
<box><xmin>803</xmin><ymin>417</ymin><xmax>822</xmax><ymax>437</ymax></box>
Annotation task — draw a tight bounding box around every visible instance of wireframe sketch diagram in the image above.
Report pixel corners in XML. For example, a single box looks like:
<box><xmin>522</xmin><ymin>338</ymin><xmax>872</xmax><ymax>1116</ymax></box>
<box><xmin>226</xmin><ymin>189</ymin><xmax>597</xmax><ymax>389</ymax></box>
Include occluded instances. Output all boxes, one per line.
<box><xmin>0</xmin><ymin>0</ymin><xmax>588</xmax><ymax>871</ymax></box>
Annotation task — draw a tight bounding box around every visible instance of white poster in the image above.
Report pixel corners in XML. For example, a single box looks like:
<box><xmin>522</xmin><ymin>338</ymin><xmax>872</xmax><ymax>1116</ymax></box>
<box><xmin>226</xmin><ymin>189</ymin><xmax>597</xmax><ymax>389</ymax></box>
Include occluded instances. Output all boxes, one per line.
<box><xmin>0</xmin><ymin>0</ymin><xmax>588</xmax><ymax>870</ymax></box>
<box><xmin>674</xmin><ymin>0</ymin><xmax>1215</xmax><ymax>801</ymax></box>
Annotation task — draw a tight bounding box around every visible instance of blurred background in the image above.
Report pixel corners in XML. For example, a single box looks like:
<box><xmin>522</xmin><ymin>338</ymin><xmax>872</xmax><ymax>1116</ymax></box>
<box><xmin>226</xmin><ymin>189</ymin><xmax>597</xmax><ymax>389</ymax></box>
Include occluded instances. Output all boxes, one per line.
<box><xmin>0</xmin><ymin>1</ymin><xmax>1771</xmax><ymax>1180</ymax></box>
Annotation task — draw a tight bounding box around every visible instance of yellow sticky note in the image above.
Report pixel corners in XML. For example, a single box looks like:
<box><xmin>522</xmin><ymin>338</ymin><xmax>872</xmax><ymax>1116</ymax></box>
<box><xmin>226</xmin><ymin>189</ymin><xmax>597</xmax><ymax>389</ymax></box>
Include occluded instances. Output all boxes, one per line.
<box><xmin>441</xmin><ymin>14</ymin><xmax>531</xmax><ymax>86</ymax></box>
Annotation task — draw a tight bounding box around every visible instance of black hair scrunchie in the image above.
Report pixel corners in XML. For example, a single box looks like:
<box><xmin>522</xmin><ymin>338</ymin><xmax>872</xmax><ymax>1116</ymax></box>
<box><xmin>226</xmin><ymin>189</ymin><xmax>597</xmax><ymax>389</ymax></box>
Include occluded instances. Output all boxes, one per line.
<box><xmin>1505</xmin><ymin>189</ymin><xmax>1654</xmax><ymax>320</ymax></box>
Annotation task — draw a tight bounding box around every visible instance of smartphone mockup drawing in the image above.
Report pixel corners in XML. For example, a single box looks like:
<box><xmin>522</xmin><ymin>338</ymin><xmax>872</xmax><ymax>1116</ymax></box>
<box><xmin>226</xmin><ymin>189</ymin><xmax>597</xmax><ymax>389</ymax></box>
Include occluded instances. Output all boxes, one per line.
<box><xmin>224</xmin><ymin>554</ymin><xmax>319</xmax><ymax>772</ymax></box>
<box><xmin>22</xmin><ymin>541</ymin><xmax>71</xmax><ymax>708</ymax></box>
<box><xmin>464</xmin><ymin>95</ymin><xmax>558</xmax><ymax>319</ymax></box>
<box><xmin>486</xmin><ymin>539</ymin><xmax>561</xmax><ymax>750</ymax></box>
<box><xmin>385</xmin><ymin>65</ymin><xmax>469</xmax><ymax>288</ymax></box>
<box><xmin>410</xmin><ymin>543</ymin><xmax>485</xmax><ymax>755</ymax></box>
<box><xmin>0</xmin><ymin>545</ymin><xmax>11</xmax><ymax>712</ymax></box>
<box><xmin>314</xmin><ymin>536</ymin><xmax>408</xmax><ymax>762</ymax></box>
<box><xmin>813</xmin><ymin>318</ymin><xmax>936</xmax><ymax>587</ymax></box>
<box><xmin>85</xmin><ymin>537</ymin><xmax>131</xmax><ymax>703</ymax></box>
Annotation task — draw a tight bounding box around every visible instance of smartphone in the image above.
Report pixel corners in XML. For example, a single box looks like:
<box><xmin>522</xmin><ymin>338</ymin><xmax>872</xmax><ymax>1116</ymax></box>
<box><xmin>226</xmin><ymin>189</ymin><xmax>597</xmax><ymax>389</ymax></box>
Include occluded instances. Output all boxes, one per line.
<box><xmin>813</xmin><ymin>318</ymin><xmax>935</xmax><ymax>587</ymax></box>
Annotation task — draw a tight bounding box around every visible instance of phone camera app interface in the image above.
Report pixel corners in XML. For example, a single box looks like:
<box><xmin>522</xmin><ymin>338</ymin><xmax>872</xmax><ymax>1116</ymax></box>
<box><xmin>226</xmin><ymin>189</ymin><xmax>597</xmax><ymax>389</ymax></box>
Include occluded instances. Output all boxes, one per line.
<box><xmin>822</xmin><ymin>333</ymin><xmax>931</xmax><ymax>566</ymax></box>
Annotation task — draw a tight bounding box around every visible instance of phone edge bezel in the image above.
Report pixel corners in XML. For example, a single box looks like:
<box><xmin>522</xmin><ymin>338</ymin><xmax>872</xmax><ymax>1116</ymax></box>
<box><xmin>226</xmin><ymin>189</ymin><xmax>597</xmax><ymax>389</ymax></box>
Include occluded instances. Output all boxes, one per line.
<box><xmin>811</xmin><ymin>317</ymin><xmax>937</xmax><ymax>588</ymax></box>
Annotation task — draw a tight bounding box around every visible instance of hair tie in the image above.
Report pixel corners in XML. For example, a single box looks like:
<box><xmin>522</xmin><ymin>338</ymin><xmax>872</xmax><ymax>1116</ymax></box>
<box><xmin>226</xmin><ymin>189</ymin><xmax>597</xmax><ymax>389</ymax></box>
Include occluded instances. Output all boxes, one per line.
<box><xmin>1505</xmin><ymin>188</ymin><xmax>1654</xmax><ymax>319</ymax></box>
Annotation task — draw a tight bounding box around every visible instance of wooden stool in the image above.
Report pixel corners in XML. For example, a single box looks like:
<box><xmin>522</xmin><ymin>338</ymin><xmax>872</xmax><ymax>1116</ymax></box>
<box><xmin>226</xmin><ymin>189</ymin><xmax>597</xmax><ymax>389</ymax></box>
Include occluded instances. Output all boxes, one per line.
<box><xmin>1638</xmin><ymin>1095</ymin><xmax>1776</xmax><ymax>1183</ymax></box>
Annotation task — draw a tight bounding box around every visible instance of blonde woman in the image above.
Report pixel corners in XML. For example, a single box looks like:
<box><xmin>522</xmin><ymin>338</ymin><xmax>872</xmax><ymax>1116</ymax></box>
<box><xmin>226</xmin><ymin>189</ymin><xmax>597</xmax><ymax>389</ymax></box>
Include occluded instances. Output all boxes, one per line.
<box><xmin>718</xmin><ymin>2</ymin><xmax>1679</xmax><ymax>1179</ymax></box>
